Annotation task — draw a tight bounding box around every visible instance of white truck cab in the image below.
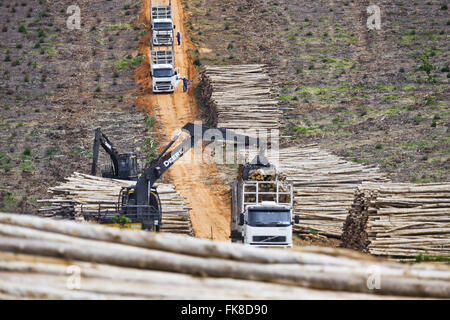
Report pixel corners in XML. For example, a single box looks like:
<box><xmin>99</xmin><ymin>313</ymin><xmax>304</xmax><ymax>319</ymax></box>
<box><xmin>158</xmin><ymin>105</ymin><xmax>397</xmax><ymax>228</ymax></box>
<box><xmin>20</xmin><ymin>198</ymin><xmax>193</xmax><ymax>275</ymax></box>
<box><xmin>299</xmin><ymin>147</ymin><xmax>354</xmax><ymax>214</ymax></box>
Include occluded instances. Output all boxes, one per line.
<box><xmin>150</xmin><ymin>50</ymin><xmax>181</xmax><ymax>93</ymax></box>
<box><xmin>231</xmin><ymin>180</ymin><xmax>298</xmax><ymax>248</ymax></box>
<box><xmin>151</xmin><ymin>19</ymin><xmax>174</xmax><ymax>46</ymax></box>
<box><xmin>151</xmin><ymin>63</ymin><xmax>180</xmax><ymax>93</ymax></box>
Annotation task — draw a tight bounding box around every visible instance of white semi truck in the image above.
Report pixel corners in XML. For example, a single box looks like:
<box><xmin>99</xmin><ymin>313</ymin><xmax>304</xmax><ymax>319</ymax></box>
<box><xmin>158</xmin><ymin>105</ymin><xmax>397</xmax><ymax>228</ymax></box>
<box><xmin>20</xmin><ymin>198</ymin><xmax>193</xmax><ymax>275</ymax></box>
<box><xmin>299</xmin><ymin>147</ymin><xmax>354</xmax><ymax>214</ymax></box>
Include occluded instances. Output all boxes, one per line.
<box><xmin>150</xmin><ymin>0</ymin><xmax>174</xmax><ymax>46</ymax></box>
<box><xmin>230</xmin><ymin>178</ymin><xmax>298</xmax><ymax>247</ymax></box>
<box><xmin>150</xmin><ymin>44</ymin><xmax>181</xmax><ymax>93</ymax></box>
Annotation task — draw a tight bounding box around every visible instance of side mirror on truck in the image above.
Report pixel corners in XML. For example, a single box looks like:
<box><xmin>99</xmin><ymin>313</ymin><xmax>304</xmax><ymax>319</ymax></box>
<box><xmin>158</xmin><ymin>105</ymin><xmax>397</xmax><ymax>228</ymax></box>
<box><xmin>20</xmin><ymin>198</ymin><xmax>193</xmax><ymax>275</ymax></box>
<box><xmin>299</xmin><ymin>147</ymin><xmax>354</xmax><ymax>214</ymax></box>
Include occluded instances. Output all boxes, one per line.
<box><xmin>173</xmin><ymin>25</ymin><xmax>176</xmax><ymax>29</ymax></box>
<box><xmin>239</xmin><ymin>213</ymin><xmax>244</xmax><ymax>226</ymax></box>
<box><xmin>294</xmin><ymin>215</ymin><xmax>300</xmax><ymax>224</ymax></box>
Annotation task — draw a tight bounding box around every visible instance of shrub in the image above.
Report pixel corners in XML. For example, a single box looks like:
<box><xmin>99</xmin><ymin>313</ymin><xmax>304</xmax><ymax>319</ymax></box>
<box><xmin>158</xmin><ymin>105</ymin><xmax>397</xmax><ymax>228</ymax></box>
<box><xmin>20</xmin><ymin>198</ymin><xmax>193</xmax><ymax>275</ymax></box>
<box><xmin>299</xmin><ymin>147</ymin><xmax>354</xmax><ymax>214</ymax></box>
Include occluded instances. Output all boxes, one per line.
<box><xmin>415</xmin><ymin>50</ymin><xmax>436</xmax><ymax>83</ymax></box>
<box><xmin>22</xmin><ymin>147</ymin><xmax>31</xmax><ymax>157</ymax></box>
<box><xmin>18</xmin><ymin>25</ymin><xmax>28</xmax><ymax>34</ymax></box>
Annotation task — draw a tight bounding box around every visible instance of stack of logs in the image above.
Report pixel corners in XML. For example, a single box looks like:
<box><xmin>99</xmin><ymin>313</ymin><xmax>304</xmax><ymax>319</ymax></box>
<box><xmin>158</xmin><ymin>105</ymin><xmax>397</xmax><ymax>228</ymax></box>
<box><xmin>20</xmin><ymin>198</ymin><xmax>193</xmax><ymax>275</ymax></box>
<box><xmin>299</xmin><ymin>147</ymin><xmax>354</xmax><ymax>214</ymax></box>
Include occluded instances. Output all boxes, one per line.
<box><xmin>239</xmin><ymin>166</ymin><xmax>291</xmax><ymax>204</ymax></box>
<box><xmin>276</xmin><ymin>146</ymin><xmax>389</xmax><ymax>238</ymax></box>
<box><xmin>0</xmin><ymin>212</ymin><xmax>449</xmax><ymax>299</ymax></box>
<box><xmin>38</xmin><ymin>172</ymin><xmax>194</xmax><ymax>236</ymax></box>
<box><xmin>201</xmin><ymin>65</ymin><xmax>281</xmax><ymax>130</ymax></box>
<box><xmin>342</xmin><ymin>183</ymin><xmax>450</xmax><ymax>258</ymax></box>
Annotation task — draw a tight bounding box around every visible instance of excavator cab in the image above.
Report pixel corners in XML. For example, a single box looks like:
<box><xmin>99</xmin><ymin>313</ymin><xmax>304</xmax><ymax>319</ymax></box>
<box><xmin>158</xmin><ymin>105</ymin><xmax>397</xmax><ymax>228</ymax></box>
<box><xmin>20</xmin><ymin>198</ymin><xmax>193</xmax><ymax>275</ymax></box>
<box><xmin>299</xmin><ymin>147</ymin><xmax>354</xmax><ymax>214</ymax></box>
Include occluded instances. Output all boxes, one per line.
<box><xmin>92</xmin><ymin>128</ymin><xmax>142</xmax><ymax>181</ymax></box>
<box><xmin>117</xmin><ymin>153</ymin><xmax>140</xmax><ymax>180</ymax></box>
<box><xmin>100</xmin><ymin>153</ymin><xmax>140</xmax><ymax>180</ymax></box>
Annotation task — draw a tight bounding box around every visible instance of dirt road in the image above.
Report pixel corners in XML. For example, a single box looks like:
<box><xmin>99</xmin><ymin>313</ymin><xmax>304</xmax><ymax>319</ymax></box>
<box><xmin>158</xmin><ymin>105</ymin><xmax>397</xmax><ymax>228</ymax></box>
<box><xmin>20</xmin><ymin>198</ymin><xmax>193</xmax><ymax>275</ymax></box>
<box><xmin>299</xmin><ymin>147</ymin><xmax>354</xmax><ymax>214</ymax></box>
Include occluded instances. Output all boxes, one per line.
<box><xmin>134</xmin><ymin>0</ymin><xmax>231</xmax><ymax>241</ymax></box>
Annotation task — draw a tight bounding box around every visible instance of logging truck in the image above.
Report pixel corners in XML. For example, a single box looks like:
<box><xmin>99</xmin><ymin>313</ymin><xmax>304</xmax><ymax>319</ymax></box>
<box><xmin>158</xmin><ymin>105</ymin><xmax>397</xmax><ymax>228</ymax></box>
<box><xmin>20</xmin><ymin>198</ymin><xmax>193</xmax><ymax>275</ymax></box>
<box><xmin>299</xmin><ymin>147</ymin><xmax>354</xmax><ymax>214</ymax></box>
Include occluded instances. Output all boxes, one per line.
<box><xmin>150</xmin><ymin>43</ymin><xmax>181</xmax><ymax>93</ymax></box>
<box><xmin>230</xmin><ymin>164</ymin><xmax>298</xmax><ymax>248</ymax></box>
<box><xmin>150</xmin><ymin>0</ymin><xmax>174</xmax><ymax>46</ymax></box>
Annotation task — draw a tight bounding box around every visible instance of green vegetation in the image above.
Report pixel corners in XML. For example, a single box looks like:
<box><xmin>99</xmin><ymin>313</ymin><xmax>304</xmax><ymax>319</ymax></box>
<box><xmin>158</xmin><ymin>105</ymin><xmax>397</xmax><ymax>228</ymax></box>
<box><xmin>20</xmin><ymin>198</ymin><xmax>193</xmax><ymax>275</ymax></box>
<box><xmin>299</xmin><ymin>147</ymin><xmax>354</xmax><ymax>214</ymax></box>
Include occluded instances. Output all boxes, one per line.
<box><xmin>18</xmin><ymin>25</ymin><xmax>28</xmax><ymax>34</ymax></box>
<box><xmin>143</xmin><ymin>115</ymin><xmax>158</xmax><ymax>165</ymax></box>
<box><xmin>0</xmin><ymin>193</ymin><xmax>19</xmax><ymax>212</ymax></box>
<box><xmin>111</xmin><ymin>215</ymin><xmax>132</xmax><ymax>227</ymax></box>
<box><xmin>46</xmin><ymin>142</ymin><xmax>60</xmax><ymax>159</ymax></box>
<box><xmin>104</xmin><ymin>23</ymin><xmax>134</xmax><ymax>30</ymax></box>
<box><xmin>112</xmin><ymin>54</ymin><xmax>143</xmax><ymax>70</ymax></box>
<box><xmin>415</xmin><ymin>254</ymin><xmax>450</xmax><ymax>263</ymax></box>
<box><xmin>415</xmin><ymin>49</ymin><xmax>436</xmax><ymax>83</ymax></box>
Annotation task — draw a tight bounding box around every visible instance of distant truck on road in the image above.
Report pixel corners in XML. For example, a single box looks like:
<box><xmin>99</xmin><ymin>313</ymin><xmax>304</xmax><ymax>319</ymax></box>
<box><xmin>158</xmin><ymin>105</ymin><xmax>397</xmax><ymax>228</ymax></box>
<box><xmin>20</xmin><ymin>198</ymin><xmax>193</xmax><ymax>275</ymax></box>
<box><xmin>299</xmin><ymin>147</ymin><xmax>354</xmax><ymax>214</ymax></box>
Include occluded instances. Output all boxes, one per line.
<box><xmin>150</xmin><ymin>0</ymin><xmax>175</xmax><ymax>46</ymax></box>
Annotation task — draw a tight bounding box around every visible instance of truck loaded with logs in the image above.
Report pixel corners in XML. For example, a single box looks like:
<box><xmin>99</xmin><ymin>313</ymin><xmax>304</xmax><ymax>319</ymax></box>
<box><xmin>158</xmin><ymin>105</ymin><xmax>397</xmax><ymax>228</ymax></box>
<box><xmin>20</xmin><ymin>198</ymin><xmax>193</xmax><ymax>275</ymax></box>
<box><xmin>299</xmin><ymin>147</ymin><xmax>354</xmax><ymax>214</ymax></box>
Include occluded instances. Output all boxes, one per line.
<box><xmin>230</xmin><ymin>161</ymin><xmax>298</xmax><ymax>247</ymax></box>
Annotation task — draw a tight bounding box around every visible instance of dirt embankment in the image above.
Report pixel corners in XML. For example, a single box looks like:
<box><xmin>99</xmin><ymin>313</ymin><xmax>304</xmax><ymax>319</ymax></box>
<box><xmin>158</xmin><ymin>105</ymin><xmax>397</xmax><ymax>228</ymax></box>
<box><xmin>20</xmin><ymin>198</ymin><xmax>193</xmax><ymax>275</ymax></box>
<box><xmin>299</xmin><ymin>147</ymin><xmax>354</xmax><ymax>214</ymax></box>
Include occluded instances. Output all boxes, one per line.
<box><xmin>134</xmin><ymin>0</ymin><xmax>231</xmax><ymax>241</ymax></box>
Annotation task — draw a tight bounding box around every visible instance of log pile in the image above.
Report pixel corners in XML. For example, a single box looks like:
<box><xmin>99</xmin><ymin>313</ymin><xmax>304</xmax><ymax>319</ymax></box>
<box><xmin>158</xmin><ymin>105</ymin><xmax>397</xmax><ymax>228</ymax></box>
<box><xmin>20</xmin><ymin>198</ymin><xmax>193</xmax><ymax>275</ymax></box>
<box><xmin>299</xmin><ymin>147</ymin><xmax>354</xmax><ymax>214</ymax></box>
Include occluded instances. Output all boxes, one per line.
<box><xmin>342</xmin><ymin>183</ymin><xmax>450</xmax><ymax>258</ymax></box>
<box><xmin>201</xmin><ymin>65</ymin><xmax>282</xmax><ymax>130</ymax></box>
<box><xmin>0</xmin><ymin>212</ymin><xmax>449</xmax><ymax>299</ymax></box>
<box><xmin>276</xmin><ymin>146</ymin><xmax>389</xmax><ymax>238</ymax></box>
<box><xmin>38</xmin><ymin>172</ymin><xmax>194</xmax><ymax>236</ymax></box>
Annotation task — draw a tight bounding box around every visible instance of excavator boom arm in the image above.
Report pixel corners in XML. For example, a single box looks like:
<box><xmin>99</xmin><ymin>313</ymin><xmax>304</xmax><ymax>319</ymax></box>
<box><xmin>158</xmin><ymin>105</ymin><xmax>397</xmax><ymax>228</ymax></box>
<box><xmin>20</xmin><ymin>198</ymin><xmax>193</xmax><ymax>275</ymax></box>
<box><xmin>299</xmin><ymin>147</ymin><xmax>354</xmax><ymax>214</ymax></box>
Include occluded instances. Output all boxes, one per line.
<box><xmin>135</xmin><ymin>123</ymin><xmax>265</xmax><ymax>215</ymax></box>
<box><xmin>91</xmin><ymin>128</ymin><xmax>120</xmax><ymax>177</ymax></box>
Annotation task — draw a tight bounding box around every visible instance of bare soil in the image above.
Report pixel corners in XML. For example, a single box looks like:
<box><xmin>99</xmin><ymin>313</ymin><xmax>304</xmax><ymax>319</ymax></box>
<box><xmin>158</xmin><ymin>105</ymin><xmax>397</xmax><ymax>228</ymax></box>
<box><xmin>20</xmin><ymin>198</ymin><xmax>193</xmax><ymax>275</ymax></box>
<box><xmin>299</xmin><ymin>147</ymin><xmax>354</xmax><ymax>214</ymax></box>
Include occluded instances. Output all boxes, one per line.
<box><xmin>0</xmin><ymin>0</ymin><xmax>151</xmax><ymax>213</ymax></box>
<box><xmin>134</xmin><ymin>0</ymin><xmax>231</xmax><ymax>241</ymax></box>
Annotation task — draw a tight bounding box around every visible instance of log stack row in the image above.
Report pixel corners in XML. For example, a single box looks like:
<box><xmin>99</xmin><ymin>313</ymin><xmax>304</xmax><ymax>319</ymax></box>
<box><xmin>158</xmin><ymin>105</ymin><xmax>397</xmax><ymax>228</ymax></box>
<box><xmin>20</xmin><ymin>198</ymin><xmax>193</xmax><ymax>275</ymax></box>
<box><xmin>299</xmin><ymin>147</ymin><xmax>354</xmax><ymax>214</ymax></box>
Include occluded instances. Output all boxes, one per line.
<box><xmin>0</xmin><ymin>212</ymin><xmax>449</xmax><ymax>299</ymax></box>
<box><xmin>276</xmin><ymin>146</ymin><xmax>389</xmax><ymax>238</ymax></box>
<box><xmin>342</xmin><ymin>183</ymin><xmax>450</xmax><ymax>258</ymax></box>
<box><xmin>201</xmin><ymin>64</ymin><xmax>282</xmax><ymax>130</ymax></box>
<box><xmin>38</xmin><ymin>172</ymin><xmax>194</xmax><ymax>236</ymax></box>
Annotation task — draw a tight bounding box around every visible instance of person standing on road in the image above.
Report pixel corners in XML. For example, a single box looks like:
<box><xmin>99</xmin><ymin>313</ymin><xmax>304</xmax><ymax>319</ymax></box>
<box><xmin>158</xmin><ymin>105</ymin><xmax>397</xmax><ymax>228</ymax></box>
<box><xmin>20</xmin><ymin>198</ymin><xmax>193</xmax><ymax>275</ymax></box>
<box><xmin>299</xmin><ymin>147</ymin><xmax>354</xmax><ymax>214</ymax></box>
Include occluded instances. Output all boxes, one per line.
<box><xmin>182</xmin><ymin>77</ymin><xmax>189</xmax><ymax>92</ymax></box>
<box><xmin>176</xmin><ymin>31</ymin><xmax>181</xmax><ymax>46</ymax></box>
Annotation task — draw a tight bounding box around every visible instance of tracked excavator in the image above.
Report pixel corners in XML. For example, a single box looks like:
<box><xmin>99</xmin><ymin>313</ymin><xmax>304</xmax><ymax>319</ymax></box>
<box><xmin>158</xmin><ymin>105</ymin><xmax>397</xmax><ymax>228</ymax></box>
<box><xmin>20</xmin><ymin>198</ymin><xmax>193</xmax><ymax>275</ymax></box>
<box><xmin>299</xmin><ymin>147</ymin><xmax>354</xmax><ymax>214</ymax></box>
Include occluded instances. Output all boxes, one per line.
<box><xmin>91</xmin><ymin>128</ymin><xmax>141</xmax><ymax>180</ymax></box>
<box><xmin>82</xmin><ymin>123</ymin><xmax>268</xmax><ymax>231</ymax></box>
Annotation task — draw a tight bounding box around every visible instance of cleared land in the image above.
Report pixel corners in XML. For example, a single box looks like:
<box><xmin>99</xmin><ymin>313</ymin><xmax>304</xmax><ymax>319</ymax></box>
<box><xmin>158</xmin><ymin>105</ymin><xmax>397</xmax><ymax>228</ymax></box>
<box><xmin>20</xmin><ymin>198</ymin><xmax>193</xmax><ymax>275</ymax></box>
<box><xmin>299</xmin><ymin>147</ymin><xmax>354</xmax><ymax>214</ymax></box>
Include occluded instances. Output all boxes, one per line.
<box><xmin>184</xmin><ymin>0</ymin><xmax>449</xmax><ymax>183</ymax></box>
<box><xmin>0</xmin><ymin>0</ymin><xmax>156</xmax><ymax>213</ymax></box>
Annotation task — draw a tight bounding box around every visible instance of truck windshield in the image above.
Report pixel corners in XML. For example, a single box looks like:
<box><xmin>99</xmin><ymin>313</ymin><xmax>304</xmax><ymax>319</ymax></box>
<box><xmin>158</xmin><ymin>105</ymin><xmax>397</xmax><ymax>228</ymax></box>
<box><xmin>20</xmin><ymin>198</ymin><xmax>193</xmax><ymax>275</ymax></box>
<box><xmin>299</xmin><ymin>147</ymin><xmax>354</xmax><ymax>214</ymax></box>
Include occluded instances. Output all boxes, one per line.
<box><xmin>248</xmin><ymin>210</ymin><xmax>291</xmax><ymax>227</ymax></box>
<box><xmin>154</xmin><ymin>23</ymin><xmax>173</xmax><ymax>30</ymax></box>
<box><xmin>153</xmin><ymin>68</ymin><xmax>173</xmax><ymax>77</ymax></box>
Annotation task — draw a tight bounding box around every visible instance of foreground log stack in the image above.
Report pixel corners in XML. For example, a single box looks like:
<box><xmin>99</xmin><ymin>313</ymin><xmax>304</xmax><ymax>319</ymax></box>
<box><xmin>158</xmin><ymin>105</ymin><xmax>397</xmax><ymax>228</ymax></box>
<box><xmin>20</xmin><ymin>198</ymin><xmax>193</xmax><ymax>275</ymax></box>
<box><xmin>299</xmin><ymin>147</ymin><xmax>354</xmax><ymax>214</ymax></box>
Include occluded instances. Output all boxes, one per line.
<box><xmin>201</xmin><ymin>65</ymin><xmax>281</xmax><ymax>130</ymax></box>
<box><xmin>276</xmin><ymin>146</ymin><xmax>389</xmax><ymax>238</ymax></box>
<box><xmin>0</xmin><ymin>212</ymin><xmax>449</xmax><ymax>299</ymax></box>
<box><xmin>38</xmin><ymin>172</ymin><xmax>194</xmax><ymax>236</ymax></box>
<box><xmin>342</xmin><ymin>183</ymin><xmax>450</xmax><ymax>258</ymax></box>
